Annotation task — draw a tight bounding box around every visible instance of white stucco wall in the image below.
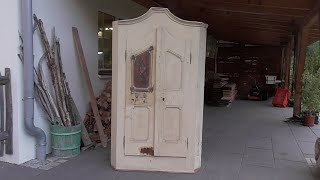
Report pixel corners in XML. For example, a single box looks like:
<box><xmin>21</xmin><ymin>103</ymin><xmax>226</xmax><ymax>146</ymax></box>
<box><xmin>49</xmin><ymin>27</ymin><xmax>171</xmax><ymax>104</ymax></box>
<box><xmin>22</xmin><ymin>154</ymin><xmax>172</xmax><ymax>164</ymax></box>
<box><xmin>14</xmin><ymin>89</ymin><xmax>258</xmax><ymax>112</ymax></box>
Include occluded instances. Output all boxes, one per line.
<box><xmin>0</xmin><ymin>0</ymin><xmax>23</xmax><ymax>164</ymax></box>
<box><xmin>0</xmin><ymin>0</ymin><xmax>146</xmax><ymax>164</ymax></box>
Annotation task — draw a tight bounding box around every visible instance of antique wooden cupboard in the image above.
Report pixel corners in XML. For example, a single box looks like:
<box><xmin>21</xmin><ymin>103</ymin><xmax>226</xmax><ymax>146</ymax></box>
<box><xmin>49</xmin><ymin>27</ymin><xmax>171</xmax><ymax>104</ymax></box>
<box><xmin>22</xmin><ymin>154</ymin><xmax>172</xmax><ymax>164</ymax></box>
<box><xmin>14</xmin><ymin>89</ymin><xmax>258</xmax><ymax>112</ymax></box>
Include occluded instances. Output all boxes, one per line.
<box><xmin>111</xmin><ymin>7</ymin><xmax>208</xmax><ymax>173</ymax></box>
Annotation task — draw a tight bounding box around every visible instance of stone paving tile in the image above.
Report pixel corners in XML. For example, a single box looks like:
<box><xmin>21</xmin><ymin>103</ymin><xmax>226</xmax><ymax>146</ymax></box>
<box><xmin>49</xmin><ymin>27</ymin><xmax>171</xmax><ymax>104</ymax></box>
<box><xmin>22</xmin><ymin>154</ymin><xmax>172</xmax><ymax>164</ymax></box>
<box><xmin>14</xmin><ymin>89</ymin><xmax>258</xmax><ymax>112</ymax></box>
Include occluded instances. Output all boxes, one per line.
<box><xmin>291</xmin><ymin>128</ymin><xmax>318</xmax><ymax>143</ymax></box>
<box><xmin>0</xmin><ymin>100</ymin><xmax>316</xmax><ymax>180</ymax></box>
<box><xmin>274</xmin><ymin>159</ymin><xmax>314</xmax><ymax>180</ymax></box>
<box><xmin>243</xmin><ymin>148</ymin><xmax>274</xmax><ymax>168</ymax></box>
<box><xmin>238</xmin><ymin>165</ymin><xmax>275</xmax><ymax>180</ymax></box>
<box><xmin>272</xmin><ymin>134</ymin><xmax>306</xmax><ymax>162</ymax></box>
<box><xmin>0</xmin><ymin>162</ymin><xmax>42</xmax><ymax>180</ymax></box>
<box><xmin>297</xmin><ymin>141</ymin><xmax>316</xmax><ymax>155</ymax></box>
<box><xmin>206</xmin><ymin>152</ymin><xmax>243</xmax><ymax>180</ymax></box>
<box><xmin>116</xmin><ymin>171</ymin><xmax>164</xmax><ymax>180</ymax></box>
<box><xmin>247</xmin><ymin>137</ymin><xmax>272</xmax><ymax>150</ymax></box>
<box><xmin>159</xmin><ymin>167</ymin><xmax>211</xmax><ymax>180</ymax></box>
<box><xmin>312</xmin><ymin>129</ymin><xmax>320</xmax><ymax>137</ymax></box>
<box><xmin>210</xmin><ymin>136</ymin><xmax>247</xmax><ymax>154</ymax></box>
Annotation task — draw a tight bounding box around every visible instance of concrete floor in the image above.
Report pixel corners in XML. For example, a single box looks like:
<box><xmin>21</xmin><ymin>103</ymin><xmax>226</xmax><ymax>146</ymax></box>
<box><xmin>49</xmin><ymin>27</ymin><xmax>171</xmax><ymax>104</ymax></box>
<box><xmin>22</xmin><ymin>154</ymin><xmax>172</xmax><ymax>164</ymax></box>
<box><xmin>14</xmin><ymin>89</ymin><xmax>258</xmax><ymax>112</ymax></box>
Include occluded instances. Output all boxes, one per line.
<box><xmin>1</xmin><ymin>100</ymin><xmax>320</xmax><ymax>180</ymax></box>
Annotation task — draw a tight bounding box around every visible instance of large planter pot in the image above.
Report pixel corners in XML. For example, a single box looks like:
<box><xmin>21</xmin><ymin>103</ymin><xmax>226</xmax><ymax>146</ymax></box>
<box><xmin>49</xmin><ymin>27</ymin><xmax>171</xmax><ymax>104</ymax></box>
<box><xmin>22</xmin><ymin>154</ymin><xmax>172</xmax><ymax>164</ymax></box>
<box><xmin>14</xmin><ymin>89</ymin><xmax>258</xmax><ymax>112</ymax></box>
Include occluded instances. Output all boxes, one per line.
<box><xmin>304</xmin><ymin>116</ymin><xmax>316</xmax><ymax>127</ymax></box>
<box><xmin>51</xmin><ymin>124</ymin><xmax>81</xmax><ymax>158</ymax></box>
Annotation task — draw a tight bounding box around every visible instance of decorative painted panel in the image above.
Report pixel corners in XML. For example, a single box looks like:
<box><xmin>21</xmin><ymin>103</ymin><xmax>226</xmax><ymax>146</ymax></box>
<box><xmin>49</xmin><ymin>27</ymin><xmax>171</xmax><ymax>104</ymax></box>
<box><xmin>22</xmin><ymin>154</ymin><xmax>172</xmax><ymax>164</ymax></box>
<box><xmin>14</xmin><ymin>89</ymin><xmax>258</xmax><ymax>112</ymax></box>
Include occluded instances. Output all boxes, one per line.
<box><xmin>131</xmin><ymin>46</ymin><xmax>154</xmax><ymax>92</ymax></box>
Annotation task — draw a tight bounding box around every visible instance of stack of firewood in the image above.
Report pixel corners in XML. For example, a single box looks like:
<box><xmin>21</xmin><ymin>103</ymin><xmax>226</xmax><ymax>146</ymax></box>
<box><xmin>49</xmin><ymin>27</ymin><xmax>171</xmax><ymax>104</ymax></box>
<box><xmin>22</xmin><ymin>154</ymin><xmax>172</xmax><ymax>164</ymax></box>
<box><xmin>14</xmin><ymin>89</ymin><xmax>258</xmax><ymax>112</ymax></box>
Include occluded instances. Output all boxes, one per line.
<box><xmin>221</xmin><ymin>83</ymin><xmax>238</xmax><ymax>104</ymax></box>
<box><xmin>84</xmin><ymin>81</ymin><xmax>112</xmax><ymax>141</ymax></box>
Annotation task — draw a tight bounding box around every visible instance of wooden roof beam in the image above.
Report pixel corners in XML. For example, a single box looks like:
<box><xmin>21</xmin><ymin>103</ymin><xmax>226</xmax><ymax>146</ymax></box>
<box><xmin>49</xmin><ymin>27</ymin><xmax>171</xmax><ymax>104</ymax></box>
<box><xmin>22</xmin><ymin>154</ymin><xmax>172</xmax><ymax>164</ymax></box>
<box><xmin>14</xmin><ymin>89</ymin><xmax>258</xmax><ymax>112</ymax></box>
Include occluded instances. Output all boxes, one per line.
<box><xmin>203</xmin><ymin>15</ymin><xmax>297</xmax><ymax>26</ymax></box>
<box><xmin>193</xmin><ymin>1</ymin><xmax>308</xmax><ymax>17</ymax></box>
<box><xmin>204</xmin><ymin>11</ymin><xmax>302</xmax><ymax>23</ymax></box>
<box><xmin>211</xmin><ymin>31</ymin><xmax>287</xmax><ymax>46</ymax></box>
<box><xmin>133</xmin><ymin>0</ymin><xmax>161</xmax><ymax>8</ymax></box>
<box><xmin>300</xmin><ymin>0</ymin><xmax>320</xmax><ymax>28</ymax></box>
<box><xmin>207</xmin><ymin>20</ymin><xmax>294</xmax><ymax>32</ymax></box>
<box><xmin>203</xmin><ymin>0</ymin><xmax>315</xmax><ymax>10</ymax></box>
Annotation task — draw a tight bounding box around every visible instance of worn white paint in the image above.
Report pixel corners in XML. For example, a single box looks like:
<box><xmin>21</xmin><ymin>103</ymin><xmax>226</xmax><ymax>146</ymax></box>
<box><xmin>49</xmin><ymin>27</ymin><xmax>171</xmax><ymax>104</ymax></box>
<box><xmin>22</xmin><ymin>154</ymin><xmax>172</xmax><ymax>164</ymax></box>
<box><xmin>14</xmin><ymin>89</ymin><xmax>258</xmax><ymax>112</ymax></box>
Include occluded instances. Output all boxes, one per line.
<box><xmin>0</xmin><ymin>0</ymin><xmax>146</xmax><ymax>164</ymax></box>
<box><xmin>112</xmin><ymin>8</ymin><xmax>207</xmax><ymax>173</ymax></box>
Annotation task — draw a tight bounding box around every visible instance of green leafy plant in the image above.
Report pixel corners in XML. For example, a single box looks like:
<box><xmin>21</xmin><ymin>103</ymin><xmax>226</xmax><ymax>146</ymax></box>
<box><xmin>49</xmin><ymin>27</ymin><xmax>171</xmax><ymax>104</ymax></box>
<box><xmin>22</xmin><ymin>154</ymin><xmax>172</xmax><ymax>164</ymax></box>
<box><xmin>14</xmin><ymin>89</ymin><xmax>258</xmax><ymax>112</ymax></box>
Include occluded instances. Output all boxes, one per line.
<box><xmin>302</xmin><ymin>72</ymin><xmax>320</xmax><ymax>116</ymax></box>
<box><xmin>301</xmin><ymin>42</ymin><xmax>320</xmax><ymax>117</ymax></box>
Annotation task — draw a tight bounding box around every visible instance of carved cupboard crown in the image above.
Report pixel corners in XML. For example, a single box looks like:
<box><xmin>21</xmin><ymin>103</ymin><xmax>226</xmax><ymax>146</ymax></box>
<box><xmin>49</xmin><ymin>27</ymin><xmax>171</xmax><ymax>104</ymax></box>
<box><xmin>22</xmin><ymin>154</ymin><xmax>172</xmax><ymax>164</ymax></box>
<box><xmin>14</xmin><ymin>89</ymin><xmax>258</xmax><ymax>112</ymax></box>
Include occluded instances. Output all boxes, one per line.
<box><xmin>111</xmin><ymin>7</ymin><xmax>208</xmax><ymax>173</ymax></box>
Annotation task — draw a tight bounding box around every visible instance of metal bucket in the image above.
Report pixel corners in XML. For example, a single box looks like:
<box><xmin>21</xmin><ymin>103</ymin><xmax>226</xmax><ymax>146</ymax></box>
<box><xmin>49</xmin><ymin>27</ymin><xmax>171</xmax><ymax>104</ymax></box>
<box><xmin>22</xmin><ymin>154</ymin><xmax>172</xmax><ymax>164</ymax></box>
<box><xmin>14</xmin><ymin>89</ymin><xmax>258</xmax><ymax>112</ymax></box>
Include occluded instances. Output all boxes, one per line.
<box><xmin>50</xmin><ymin>124</ymin><xmax>81</xmax><ymax>158</ymax></box>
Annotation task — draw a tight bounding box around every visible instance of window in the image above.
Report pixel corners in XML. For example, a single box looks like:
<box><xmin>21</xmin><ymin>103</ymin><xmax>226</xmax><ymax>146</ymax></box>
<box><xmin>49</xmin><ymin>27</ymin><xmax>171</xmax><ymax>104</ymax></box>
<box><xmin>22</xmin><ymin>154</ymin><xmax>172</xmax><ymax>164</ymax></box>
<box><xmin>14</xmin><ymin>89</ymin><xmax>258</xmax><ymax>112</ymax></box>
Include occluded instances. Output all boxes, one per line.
<box><xmin>98</xmin><ymin>11</ymin><xmax>115</xmax><ymax>76</ymax></box>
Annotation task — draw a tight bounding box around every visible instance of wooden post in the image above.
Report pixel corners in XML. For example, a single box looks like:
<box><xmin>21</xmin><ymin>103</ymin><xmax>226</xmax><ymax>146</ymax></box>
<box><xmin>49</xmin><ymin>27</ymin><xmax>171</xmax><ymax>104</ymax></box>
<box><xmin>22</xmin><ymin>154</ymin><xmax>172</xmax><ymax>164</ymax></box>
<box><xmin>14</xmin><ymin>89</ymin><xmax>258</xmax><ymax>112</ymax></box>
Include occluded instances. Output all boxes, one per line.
<box><xmin>284</xmin><ymin>37</ymin><xmax>293</xmax><ymax>90</ymax></box>
<box><xmin>214</xmin><ymin>42</ymin><xmax>219</xmax><ymax>73</ymax></box>
<box><xmin>293</xmin><ymin>28</ymin><xmax>309</xmax><ymax>117</ymax></box>
<box><xmin>72</xmin><ymin>27</ymin><xmax>108</xmax><ymax>147</ymax></box>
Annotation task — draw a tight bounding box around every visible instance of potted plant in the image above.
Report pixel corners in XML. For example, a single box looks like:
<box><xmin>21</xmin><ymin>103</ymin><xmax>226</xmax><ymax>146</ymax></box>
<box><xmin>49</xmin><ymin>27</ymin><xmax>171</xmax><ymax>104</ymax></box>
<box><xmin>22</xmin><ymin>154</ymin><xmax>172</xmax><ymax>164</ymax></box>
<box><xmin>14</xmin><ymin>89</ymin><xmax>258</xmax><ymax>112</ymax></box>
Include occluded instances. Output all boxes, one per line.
<box><xmin>302</xmin><ymin>72</ymin><xmax>320</xmax><ymax>127</ymax></box>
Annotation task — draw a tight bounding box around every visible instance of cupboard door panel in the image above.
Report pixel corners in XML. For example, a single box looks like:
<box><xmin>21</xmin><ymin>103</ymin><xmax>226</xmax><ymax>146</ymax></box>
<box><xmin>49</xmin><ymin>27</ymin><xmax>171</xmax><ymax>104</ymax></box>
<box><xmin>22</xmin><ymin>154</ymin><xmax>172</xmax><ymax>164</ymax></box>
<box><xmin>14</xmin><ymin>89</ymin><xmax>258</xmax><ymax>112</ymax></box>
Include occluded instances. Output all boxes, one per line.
<box><xmin>131</xmin><ymin>107</ymin><xmax>150</xmax><ymax>141</ymax></box>
<box><xmin>163</xmin><ymin>107</ymin><xmax>181</xmax><ymax>142</ymax></box>
<box><xmin>124</xmin><ymin>30</ymin><xmax>156</xmax><ymax>156</ymax></box>
<box><xmin>154</xmin><ymin>28</ymin><xmax>190</xmax><ymax>157</ymax></box>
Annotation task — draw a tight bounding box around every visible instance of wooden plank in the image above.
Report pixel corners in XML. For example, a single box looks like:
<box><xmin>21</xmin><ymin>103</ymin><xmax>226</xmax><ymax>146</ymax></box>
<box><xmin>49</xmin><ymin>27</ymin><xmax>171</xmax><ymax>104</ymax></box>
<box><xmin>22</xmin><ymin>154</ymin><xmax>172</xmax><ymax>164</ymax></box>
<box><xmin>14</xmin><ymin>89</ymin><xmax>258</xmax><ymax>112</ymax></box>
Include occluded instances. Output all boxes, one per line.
<box><xmin>133</xmin><ymin>0</ymin><xmax>161</xmax><ymax>8</ymax></box>
<box><xmin>211</xmin><ymin>31</ymin><xmax>286</xmax><ymax>46</ymax></box>
<box><xmin>293</xmin><ymin>28</ymin><xmax>309</xmax><ymax>116</ymax></box>
<box><xmin>284</xmin><ymin>37</ymin><xmax>293</xmax><ymax>90</ymax></box>
<box><xmin>193</xmin><ymin>1</ymin><xmax>308</xmax><ymax>17</ymax></box>
<box><xmin>281</xmin><ymin>47</ymin><xmax>286</xmax><ymax>82</ymax></box>
<box><xmin>200</xmin><ymin>0</ymin><xmax>315</xmax><ymax>10</ymax></box>
<box><xmin>69</xmin><ymin>96</ymin><xmax>93</xmax><ymax>147</ymax></box>
<box><xmin>136</xmin><ymin>0</ymin><xmax>315</xmax><ymax>10</ymax></box>
<box><xmin>5</xmin><ymin>68</ymin><xmax>12</xmax><ymax>154</ymax></box>
<box><xmin>204</xmin><ymin>10</ymin><xmax>302</xmax><ymax>23</ymax></box>
<box><xmin>72</xmin><ymin>27</ymin><xmax>108</xmax><ymax>147</ymax></box>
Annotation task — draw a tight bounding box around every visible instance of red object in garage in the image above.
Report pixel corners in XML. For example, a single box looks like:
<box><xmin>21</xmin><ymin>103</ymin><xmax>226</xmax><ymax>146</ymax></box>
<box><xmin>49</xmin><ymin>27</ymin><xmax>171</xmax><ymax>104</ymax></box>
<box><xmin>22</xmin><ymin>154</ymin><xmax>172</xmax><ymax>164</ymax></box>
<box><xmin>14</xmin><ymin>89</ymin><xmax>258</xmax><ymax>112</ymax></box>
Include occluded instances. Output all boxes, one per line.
<box><xmin>272</xmin><ymin>88</ymin><xmax>289</xmax><ymax>107</ymax></box>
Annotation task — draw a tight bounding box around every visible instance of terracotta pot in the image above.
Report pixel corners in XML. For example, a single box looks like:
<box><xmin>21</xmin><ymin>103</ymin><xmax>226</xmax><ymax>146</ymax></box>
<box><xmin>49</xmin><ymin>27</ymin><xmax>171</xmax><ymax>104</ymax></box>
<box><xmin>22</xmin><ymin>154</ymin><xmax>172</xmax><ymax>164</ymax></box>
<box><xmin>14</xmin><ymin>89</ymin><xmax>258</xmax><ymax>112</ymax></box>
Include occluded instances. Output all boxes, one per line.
<box><xmin>304</xmin><ymin>116</ymin><xmax>316</xmax><ymax>127</ymax></box>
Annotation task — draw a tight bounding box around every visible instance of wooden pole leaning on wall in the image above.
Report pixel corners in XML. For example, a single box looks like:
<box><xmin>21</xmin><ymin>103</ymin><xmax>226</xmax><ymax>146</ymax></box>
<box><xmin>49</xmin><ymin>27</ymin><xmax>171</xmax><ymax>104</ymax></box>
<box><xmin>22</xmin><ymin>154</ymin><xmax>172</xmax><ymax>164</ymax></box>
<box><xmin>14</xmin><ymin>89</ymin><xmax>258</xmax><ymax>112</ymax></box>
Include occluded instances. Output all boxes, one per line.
<box><xmin>72</xmin><ymin>27</ymin><xmax>108</xmax><ymax>148</ymax></box>
<box><xmin>284</xmin><ymin>37</ymin><xmax>293</xmax><ymax>90</ymax></box>
<box><xmin>293</xmin><ymin>28</ymin><xmax>309</xmax><ymax>117</ymax></box>
<box><xmin>281</xmin><ymin>47</ymin><xmax>286</xmax><ymax>82</ymax></box>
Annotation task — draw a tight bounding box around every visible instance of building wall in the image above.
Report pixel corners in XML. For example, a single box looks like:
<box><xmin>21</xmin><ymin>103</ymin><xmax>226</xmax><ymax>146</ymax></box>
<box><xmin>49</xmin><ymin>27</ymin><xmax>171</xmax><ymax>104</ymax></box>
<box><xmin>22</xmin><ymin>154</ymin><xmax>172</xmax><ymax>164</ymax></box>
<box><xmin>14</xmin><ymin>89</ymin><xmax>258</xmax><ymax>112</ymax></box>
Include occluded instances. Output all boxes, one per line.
<box><xmin>0</xmin><ymin>0</ymin><xmax>146</xmax><ymax>164</ymax></box>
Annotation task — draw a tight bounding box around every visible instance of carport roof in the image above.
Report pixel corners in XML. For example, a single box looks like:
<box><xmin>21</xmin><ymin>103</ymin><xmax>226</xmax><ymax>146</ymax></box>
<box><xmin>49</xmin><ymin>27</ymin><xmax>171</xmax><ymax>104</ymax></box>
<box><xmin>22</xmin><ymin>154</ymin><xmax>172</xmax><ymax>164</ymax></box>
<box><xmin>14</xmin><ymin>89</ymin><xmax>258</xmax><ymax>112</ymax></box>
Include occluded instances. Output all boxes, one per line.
<box><xmin>133</xmin><ymin>0</ymin><xmax>320</xmax><ymax>46</ymax></box>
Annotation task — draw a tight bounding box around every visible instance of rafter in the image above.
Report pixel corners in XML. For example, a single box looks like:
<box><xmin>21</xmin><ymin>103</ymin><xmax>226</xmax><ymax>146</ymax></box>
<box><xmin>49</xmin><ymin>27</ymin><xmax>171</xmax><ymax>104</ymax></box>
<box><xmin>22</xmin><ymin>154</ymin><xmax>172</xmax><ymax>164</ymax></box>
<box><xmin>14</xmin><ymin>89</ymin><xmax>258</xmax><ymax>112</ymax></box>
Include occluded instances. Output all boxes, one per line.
<box><xmin>133</xmin><ymin>0</ymin><xmax>320</xmax><ymax>45</ymax></box>
<box><xmin>300</xmin><ymin>0</ymin><xmax>320</xmax><ymax>28</ymax></box>
<box><xmin>200</xmin><ymin>0</ymin><xmax>315</xmax><ymax>10</ymax></box>
<box><xmin>192</xmin><ymin>1</ymin><xmax>308</xmax><ymax>18</ymax></box>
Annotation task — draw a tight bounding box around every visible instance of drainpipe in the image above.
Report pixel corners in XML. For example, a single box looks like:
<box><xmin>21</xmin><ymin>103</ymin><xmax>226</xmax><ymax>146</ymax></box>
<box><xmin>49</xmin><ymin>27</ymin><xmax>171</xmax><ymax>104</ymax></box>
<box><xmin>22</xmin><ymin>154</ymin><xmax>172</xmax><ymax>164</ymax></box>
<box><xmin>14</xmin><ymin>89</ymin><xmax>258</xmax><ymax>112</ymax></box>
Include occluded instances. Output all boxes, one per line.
<box><xmin>22</xmin><ymin>0</ymin><xmax>47</xmax><ymax>161</ymax></box>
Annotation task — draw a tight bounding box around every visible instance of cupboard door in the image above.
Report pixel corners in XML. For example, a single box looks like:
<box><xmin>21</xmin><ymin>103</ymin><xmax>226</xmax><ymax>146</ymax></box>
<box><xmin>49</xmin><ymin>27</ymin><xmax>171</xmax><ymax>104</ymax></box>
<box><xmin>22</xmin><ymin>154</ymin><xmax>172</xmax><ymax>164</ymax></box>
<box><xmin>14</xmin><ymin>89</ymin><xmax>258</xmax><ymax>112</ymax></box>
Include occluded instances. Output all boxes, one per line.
<box><xmin>154</xmin><ymin>28</ymin><xmax>190</xmax><ymax>157</ymax></box>
<box><xmin>124</xmin><ymin>31</ymin><xmax>156</xmax><ymax>156</ymax></box>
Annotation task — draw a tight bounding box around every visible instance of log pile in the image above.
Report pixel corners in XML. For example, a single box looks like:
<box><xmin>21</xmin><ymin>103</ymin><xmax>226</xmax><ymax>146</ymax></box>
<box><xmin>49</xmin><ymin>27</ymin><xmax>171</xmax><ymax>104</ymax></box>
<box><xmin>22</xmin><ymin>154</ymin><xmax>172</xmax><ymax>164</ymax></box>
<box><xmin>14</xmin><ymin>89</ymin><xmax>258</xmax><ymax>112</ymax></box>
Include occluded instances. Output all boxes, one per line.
<box><xmin>205</xmin><ymin>73</ymin><xmax>229</xmax><ymax>106</ymax></box>
<box><xmin>221</xmin><ymin>83</ymin><xmax>238</xmax><ymax>105</ymax></box>
<box><xmin>84</xmin><ymin>81</ymin><xmax>112</xmax><ymax>141</ymax></box>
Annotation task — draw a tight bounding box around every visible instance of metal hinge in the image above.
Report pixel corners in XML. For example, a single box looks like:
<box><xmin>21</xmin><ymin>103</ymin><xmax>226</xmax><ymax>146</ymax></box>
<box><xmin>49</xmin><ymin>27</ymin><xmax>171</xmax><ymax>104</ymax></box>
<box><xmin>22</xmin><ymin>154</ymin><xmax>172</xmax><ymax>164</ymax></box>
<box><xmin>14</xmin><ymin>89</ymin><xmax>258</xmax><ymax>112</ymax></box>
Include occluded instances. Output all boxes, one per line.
<box><xmin>125</xmin><ymin>50</ymin><xmax>127</xmax><ymax>61</ymax></box>
<box><xmin>190</xmin><ymin>52</ymin><xmax>192</xmax><ymax>64</ymax></box>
